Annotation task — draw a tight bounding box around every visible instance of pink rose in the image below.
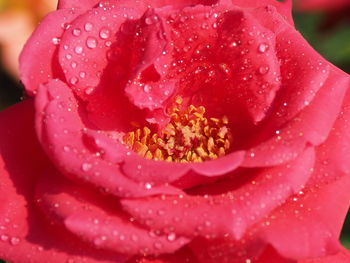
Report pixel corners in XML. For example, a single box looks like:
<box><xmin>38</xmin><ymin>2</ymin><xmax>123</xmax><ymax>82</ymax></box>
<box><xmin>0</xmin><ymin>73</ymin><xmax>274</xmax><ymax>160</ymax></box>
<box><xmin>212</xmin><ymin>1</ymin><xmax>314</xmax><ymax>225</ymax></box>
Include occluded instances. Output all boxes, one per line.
<box><xmin>1</xmin><ymin>0</ymin><xmax>350</xmax><ymax>262</ymax></box>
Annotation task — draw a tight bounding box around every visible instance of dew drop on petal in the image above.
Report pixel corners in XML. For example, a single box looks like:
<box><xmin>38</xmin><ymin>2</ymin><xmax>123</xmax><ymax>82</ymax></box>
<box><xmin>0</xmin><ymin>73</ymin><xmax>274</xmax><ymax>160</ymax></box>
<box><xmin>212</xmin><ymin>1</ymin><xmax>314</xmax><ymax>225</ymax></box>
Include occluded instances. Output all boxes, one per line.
<box><xmin>84</xmin><ymin>22</ymin><xmax>93</xmax><ymax>32</ymax></box>
<box><xmin>72</xmin><ymin>28</ymin><xmax>81</xmax><ymax>36</ymax></box>
<box><xmin>79</xmin><ymin>71</ymin><xmax>86</xmax><ymax>78</ymax></box>
<box><xmin>74</xmin><ymin>46</ymin><xmax>83</xmax><ymax>54</ymax></box>
<box><xmin>258</xmin><ymin>66</ymin><xmax>269</xmax><ymax>75</ymax></box>
<box><xmin>99</xmin><ymin>28</ymin><xmax>110</xmax><ymax>39</ymax></box>
<box><xmin>258</xmin><ymin>43</ymin><xmax>269</xmax><ymax>53</ymax></box>
<box><xmin>81</xmin><ymin>162</ymin><xmax>92</xmax><ymax>171</ymax></box>
<box><xmin>167</xmin><ymin>233</ymin><xmax>176</xmax><ymax>242</ymax></box>
<box><xmin>154</xmin><ymin>242</ymin><xmax>163</xmax><ymax>249</ymax></box>
<box><xmin>52</xmin><ymin>37</ymin><xmax>61</xmax><ymax>45</ymax></box>
<box><xmin>0</xmin><ymin>235</ymin><xmax>9</xmax><ymax>242</ymax></box>
<box><xmin>86</xmin><ymin>37</ymin><xmax>97</xmax><ymax>49</ymax></box>
<box><xmin>69</xmin><ymin>77</ymin><xmax>79</xmax><ymax>85</ymax></box>
<box><xmin>10</xmin><ymin>237</ymin><xmax>20</xmax><ymax>246</ymax></box>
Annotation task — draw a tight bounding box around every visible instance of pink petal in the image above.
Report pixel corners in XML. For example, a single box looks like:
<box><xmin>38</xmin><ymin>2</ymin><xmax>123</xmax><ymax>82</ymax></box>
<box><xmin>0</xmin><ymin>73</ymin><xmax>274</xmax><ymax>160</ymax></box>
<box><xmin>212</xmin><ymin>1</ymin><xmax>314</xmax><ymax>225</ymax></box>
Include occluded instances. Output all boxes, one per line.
<box><xmin>19</xmin><ymin>9</ymin><xmax>80</xmax><ymax>95</ymax></box>
<box><xmin>125</xmin><ymin>10</ymin><xmax>175</xmax><ymax>111</ymax></box>
<box><xmin>36</xmin><ymin>79</ymin><xmax>182</xmax><ymax>197</ymax></box>
<box><xmin>188</xmin><ymin>235</ymin><xmax>265</xmax><ymax>263</ymax></box>
<box><xmin>121</xmin><ymin>150</ymin><xmax>244</xmax><ymax>188</ymax></box>
<box><xmin>126</xmin><ymin>247</ymin><xmax>199</xmax><ymax>263</ymax></box>
<box><xmin>36</xmin><ymin>173</ymin><xmax>189</xmax><ymax>255</ymax></box>
<box><xmin>0</xmin><ymin>101</ymin><xmax>128</xmax><ymax>263</ymax></box>
<box><xmin>298</xmin><ymin>248</ymin><xmax>350</xmax><ymax>263</ymax></box>
<box><xmin>243</xmin><ymin>68</ymin><xmax>349</xmax><ymax>167</ymax></box>
<box><xmin>310</xmin><ymin>87</ymin><xmax>350</xmax><ymax>186</ymax></box>
<box><xmin>122</xmin><ymin>147</ymin><xmax>314</xmax><ymax>240</ymax></box>
<box><xmin>229</xmin><ymin>0</ymin><xmax>293</xmax><ymax>25</ymax></box>
<box><xmin>271</xmin><ymin>29</ymin><xmax>331</xmax><ymax>125</ymax></box>
<box><xmin>58</xmin><ymin>3</ymin><xmax>142</xmax><ymax>97</ymax></box>
<box><xmin>58</xmin><ymin>0</ymin><xmax>100</xmax><ymax>10</ymax></box>
<box><xmin>260</xmin><ymin>175</ymin><xmax>350</xmax><ymax>259</ymax></box>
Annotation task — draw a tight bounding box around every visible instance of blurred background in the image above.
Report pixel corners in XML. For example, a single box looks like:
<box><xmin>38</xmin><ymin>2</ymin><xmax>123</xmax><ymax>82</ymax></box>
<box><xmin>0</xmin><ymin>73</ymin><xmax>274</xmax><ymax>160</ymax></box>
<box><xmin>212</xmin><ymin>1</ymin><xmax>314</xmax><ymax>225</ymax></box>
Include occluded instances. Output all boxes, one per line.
<box><xmin>0</xmin><ymin>0</ymin><xmax>349</xmax><ymax>262</ymax></box>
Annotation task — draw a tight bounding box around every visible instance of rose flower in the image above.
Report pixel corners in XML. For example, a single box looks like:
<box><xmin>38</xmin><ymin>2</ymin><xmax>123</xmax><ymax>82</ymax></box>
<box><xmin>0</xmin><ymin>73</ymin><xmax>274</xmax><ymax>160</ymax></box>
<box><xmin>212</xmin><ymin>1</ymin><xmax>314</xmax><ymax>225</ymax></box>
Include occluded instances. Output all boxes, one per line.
<box><xmin>0</xmin><ymin>0</ymin><xmax>350</xmax><ymax>262</ymax></box>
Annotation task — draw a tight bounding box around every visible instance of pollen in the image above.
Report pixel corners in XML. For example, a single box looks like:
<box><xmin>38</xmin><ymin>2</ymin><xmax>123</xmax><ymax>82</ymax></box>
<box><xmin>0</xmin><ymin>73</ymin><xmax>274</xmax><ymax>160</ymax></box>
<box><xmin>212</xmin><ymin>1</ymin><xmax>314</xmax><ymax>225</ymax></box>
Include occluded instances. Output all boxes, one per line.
<box><xmin>123</xmin><ymin>97</ymin><xmax>232</xmax><ymax>162</ymax></box>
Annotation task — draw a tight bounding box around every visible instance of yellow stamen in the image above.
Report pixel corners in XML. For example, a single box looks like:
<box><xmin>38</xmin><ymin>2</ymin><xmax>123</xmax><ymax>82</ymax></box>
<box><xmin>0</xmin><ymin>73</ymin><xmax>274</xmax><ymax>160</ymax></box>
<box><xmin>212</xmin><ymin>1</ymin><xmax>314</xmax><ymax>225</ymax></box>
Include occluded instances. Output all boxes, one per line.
<box><xmin>123</xmin><ymin>97</ymin><xmax>233</xmax><ymax>162</ymax></box>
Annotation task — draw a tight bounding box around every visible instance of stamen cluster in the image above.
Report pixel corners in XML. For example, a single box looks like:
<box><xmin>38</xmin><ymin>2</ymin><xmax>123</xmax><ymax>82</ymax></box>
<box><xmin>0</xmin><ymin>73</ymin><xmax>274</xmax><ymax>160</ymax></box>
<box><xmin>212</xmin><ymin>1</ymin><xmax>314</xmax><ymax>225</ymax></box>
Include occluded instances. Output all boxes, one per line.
<box><xmin>123</xmin><ymin>97</ymin><xmax>232</xmax><ymax>162</ymax></box>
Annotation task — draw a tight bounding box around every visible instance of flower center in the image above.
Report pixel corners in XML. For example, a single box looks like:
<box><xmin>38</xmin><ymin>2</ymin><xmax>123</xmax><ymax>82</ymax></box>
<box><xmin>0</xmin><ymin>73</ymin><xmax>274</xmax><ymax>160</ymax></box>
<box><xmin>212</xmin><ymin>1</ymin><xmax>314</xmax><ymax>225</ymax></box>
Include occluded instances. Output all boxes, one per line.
<box><xmin>123</xmin><ymin>97</ymin><xmax>232</xmax><ymax>162</ymax></box>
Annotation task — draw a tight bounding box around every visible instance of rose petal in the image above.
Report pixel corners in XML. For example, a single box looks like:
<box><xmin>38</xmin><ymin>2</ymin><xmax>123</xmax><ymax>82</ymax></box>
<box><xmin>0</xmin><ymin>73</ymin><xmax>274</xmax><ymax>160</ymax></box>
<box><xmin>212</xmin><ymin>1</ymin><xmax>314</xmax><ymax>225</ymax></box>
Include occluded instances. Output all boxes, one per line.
<box><xmin>188</xmin><ymin>235</ymin><xmax>265</xmax><ymax>263</ymax></box>
<box><xmin>122</xmin><ymin>147</ymin><xmax>314</xmax><ymax>240</ymax></box>
<box><xmin>58</xmin><ymin>3</ymin><xmax>141</xmax><ymax>96</ymax></box>
<box><xmin>229</xmin><ymin>0</ymin><xmax>293</xmax><ymax>25</ymax></box>
<box><xmin>260</xmin><ymin>175</ymin><xmax>350</xmax><ymax>260</ymax></box>
<box><xmin>0</xmin><ymin>101</ymin><xmax>127</xmax><ymax>263</ymax></box>
<box><xmin>298</xmin><ymin>247</ymin><xmax>350</xmax><ymax>263</ymax></box>
<box><xmin>243</xmin><ymin>68</ymin><xmax>349</xmax><ymax>167</ymax></box>
<box><xmin>126</xmin><ymin>247</ymin><xmax>199</xmax><ymax>263</ymax></box>
<box><xmin>58</xmin><ymin>0</ymin><xmax>100</xmax><ymax>10</ymax></box>
<box><xmin>152</xmin><ymin>6</ymin><xmax>281</xmax><ymax>124</ymax></box>
<box><xmin>19</xmin><ymin>9</ymin><xmax>80</xmax><ymax>95</ymax></box>
<box><xmin>310</xmin><ymin>87</ymin><xmax>350</xmax><ymax>186</ymax></box>
<box><xmin>36</xmin><ymin>173</ymin><xmax>189</xmax><ymax>255</ymax></box>
<box><xmin>36</xmin><ymin>79</ymin><xmax>182</xmax><ymax>197</ymax></box>
<box><xmin>121</xmin><ymin>150</ymin><xmax>244</xmax><ymax>188</ymax></box>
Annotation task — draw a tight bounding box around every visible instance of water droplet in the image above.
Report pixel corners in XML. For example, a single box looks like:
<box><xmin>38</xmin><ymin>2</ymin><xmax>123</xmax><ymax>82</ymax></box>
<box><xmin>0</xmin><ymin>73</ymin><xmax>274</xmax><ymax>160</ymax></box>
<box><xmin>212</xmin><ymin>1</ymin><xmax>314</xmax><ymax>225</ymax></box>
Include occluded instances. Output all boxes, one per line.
<box><xmin>69</xmin><ymin>77</ymin><xmax>79</xmax><ymax>85</ymax></box>
<box><xmin>63</xmin><ymin>146</ymin><xmax>71</xmax><ymax>152</ymax></box>
<box><xmin>10</xmin><ymin>237</ymin><xmax>20</xmax><ymax>246</ymax></box>
<box><xmin>86</xmin><ymin>37</ymin><xmax>97</xmax><ymax>49</ymax></box>
<box><xmin>52</xmin><ymin>37</ymin><xmax>61</xmax><ymax>45</ymax></box>
<box><xmin>74</xmin><ymin>46</ymin><xmax>83</xmax><ymax>54</ymax></box>
<box><xmin>72</xmin><ymin>28</ymin><xmax>81</xmax><ymax>36</ymax></box>
<box><xmin>145</xmin><ymin>183</ymin><xmax>152</xmax><ymax>190</ymax></box>
<box><xmin>258</xmin><ymin>43</ymin><xmax>269</xmax><ymax>53</ymax></box>
<box><xmin>81</xmin><ymin>163</ymin><xmax>92</xmax><ymax>171</ymax></box>
<box><xmin>71</xmin><ymin>62</ymin><xmax>77</xmax><ymax>69</ymax></box>
<box><xmin>66</xmin><ymin>54</ymin><xmax>72</xmax><ymax>60</ymax></box>
<box><xmin>85</xmin><ymin>87</ymin><xmax>95</xmax><ymax>95</ymax></box>
<box><xmin>99</xmin><ymin>28</ymin><xmax>110</xmax><ymax>39</ymax></box>
<box><xmin>79</xmin><ymin>71</ymin><xmax>86</xmax><ymax>78</ymax></box>
<box><xmin>84</xmin><ymin>22</ymin><xmax>93</xmax><ymax>32</ymax></box>
<box><xmin>131</xmin><ymin>234</ymin><xmax>139</xmax><ymax>241</ymax></box>
<box><xmin>167</xmin><ymin>233</ymin><xmax>176</xmax><ymax>241</ymax></box>
<box><xmin>0</xmin><ymin>235</ymin><xmax>9</xmax><ymax>241</ymax></box>
<box><xmin>258</xmin><ymin>66</ymin><xmax>269</xmax><ymax>75</ymax></box>
<box><xmin>145</xmin><ymin>15</ymin><xmax>158</xmax><ymax>25</ymax></box>
<box><xmin>143</xmin><ymin>85</ymin><xmax>151</xmax><ymax>93</ymax></box>
<box><xmin>154</xmin><ymin>242</ymin><xmax>163</xmax><ymax>249</ymax></box>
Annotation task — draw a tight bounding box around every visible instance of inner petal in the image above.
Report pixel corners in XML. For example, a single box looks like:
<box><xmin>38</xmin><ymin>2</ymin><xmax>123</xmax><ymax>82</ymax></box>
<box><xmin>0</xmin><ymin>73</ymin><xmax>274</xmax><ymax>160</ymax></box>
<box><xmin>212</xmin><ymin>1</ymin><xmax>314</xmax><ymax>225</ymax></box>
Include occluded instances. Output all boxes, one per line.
<box><xmin>123</xmin><ymin>97</ymin><xmax>233</xmax><ymax>162</ymax></box>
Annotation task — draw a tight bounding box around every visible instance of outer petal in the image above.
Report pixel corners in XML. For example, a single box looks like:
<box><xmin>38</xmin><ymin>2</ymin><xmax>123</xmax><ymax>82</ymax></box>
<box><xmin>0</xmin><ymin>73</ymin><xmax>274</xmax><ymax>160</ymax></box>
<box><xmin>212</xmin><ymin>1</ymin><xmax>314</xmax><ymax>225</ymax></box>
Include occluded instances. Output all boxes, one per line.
<box><xmin>122</xmin><ymin>147</ymin><xmax>314</xmax><ymax>240</ymax></box>
<box><xmin>0</xmin><ymin>101</ymin><xmax>128</xmax><ymax>263</ymax></box>
<box><xmin>58</xmin><ymin>0</ymin><xmax>100</xmax><ymax>10</ymax></box>
<box><xmin>260</xmin><ymin>175</ymin><xmax>350</xmax><ymax>260</ymax></box>
<box><xmin>36</xmin><ymin>173</ymin><xmax>189</xmax><ymax>256</ymax></box>
<box><xmin>36</xmin><ymin>79</ymin><xmax>182</xmax><ymax>198</ymax></box>
<box><xmin>19</xmin><ymin>9</ymin><xmax>80</xmax><ymax>95</ymax></box>
<box><xmin>299</xmin><ymin>248</ymin><xmax>350</xmax><ymax>263</ymax></box>
<box><xmin>58</xmin><ymin>3</ymin><xmax>142</xmax><ymax>96</ymax></box>
<box><xmin>229</xmin><ymin>0</ymin><xmax>293</xmax><ymax>25</ymax></box>
<box><xmin>243</xmin><ymin>67</ymin><xmax>349</xmax><ymax>167</ymax></box>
